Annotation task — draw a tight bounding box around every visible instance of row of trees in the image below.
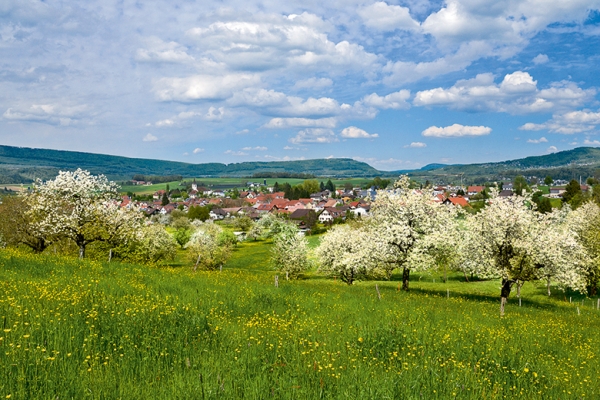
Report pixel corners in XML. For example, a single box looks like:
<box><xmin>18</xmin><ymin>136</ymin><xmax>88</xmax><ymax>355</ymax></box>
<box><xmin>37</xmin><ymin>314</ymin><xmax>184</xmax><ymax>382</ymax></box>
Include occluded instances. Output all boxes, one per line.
<box><xmin>305</xmin><ymin>176</ymin><xmax>600</xmax><ymax>315</ymax></box>
<box><xmin>0</xmin><ymin>169</ymin><xmax>177</xmax><ymax>263</ymax></box>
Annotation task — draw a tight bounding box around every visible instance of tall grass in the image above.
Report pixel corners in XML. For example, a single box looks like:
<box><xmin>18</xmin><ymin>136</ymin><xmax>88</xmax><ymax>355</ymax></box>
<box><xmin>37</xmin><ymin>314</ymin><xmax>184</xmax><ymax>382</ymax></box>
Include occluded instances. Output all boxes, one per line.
<box><xmin>1</xmin><ymin>245</ymin><xmax>599</xmax><ymax>399</ymax></box>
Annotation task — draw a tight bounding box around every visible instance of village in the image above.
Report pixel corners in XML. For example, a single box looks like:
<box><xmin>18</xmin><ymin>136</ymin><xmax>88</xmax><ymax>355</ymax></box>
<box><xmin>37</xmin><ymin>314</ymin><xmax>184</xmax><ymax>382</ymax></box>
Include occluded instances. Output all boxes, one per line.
<box><xmin>118</xmin><ymin>176</ymin><xmax>590</xmax><ymax>233</ymax></box>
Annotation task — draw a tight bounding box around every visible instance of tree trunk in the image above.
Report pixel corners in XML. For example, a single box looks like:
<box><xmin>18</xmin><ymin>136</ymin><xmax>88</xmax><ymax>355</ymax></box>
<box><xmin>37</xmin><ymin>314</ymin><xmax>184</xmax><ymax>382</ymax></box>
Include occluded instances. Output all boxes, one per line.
<box><xmin>79</xmin><ymin>245</ymin><xmax>85</xmax><ymax>259</ymax></box>
<box><xmin>402</xmin><ymin>267</ymin><xmax>410</xmax><ymax>291</ymax></box>
<box><xmin>463</xmin><ymin>271</ymin><xmax>470</xmax><ymax>282</ymax></box>
<box><xmin>516</xmin><ymin>280</ymin><xmax>523</xmax><ymax>298</ymax></box>
<box><xmin>500</xmin><ymin>278</ymin><xmax>513</xmax><ymax>316</ymax></box>
<box><xmin>547</xmin><ymin>277</ymin><xmax>551</xmax><ymax>296</ymax></box>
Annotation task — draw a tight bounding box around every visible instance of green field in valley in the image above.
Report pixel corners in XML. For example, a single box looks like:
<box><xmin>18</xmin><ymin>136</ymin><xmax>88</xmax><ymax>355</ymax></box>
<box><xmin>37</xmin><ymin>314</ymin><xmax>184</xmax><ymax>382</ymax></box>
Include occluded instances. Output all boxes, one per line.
<box><xmin>120</xmin><ymin>177</ymin><xmax>375</xmax><ymax>195</ymax></box>
<box><xmin>1</xmin><ymin>238</ymin><xmax>599</xmax><ymax>399</ymax></box>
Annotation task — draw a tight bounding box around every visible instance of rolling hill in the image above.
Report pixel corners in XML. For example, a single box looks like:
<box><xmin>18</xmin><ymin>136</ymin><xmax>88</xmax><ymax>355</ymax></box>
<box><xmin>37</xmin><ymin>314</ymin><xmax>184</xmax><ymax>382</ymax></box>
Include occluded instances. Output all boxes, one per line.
<box><xmin>1</xmin><ymin>144</ymin><xmax>600</xmax><ymax>184</ymax></box>
<box><xmin>0</xmin><ymin>145</ymin><xmax>381</xmax><ymax>183</ymax></box>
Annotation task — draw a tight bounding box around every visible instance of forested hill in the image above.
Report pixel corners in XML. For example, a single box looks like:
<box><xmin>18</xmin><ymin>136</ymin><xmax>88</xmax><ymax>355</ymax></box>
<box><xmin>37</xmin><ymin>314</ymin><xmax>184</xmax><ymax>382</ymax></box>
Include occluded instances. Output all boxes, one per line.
<box><xmin>404</xmin><ymin>147</ymin><xmax>600</xmax><ymax>183</ymax></box>
<box><xmin>0</xmin><ymin>145</ymin><xmax>381</xmax><ymax>183</ymax></box>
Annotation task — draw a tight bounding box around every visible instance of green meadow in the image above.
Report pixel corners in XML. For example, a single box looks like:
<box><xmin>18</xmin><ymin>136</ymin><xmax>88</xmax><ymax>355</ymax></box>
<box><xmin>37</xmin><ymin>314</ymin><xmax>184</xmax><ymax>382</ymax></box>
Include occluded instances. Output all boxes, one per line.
<box><xmin>1</xmin><ymin>239</ymin><xmax>599</xmax><ymax>399</ymax></box>
<box><xmin>120</xmin><ymin>177</ymin><xmax>375</xmax><ymax>195</ymax></box>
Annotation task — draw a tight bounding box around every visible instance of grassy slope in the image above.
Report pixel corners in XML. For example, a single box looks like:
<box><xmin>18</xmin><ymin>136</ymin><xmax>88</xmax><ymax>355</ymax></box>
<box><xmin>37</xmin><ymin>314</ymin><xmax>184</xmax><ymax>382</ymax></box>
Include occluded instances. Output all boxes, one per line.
<box><xmin>1</xmin><ymin>244</ymin><xmax>599</xmax><ymax>399</ymax></box>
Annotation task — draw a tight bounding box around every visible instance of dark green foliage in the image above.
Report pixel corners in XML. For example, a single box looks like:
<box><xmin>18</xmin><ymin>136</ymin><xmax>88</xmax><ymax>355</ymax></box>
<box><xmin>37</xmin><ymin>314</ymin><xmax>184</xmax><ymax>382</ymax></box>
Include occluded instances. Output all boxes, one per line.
<box><xmin>161</xmin><ymin>192</ymin><xmax>169</xmax><ymax>206</ymax></box>
<box><xmin>325</xmin><ymin>179</ymin><xmax>335</xmax><ymax>191</ymax></box>
<box><xmin>563</xmin><ymin>179</ymin><xmax>582</xmax><ymax>204</ymax></box>
<box><xmin>187</xmin><ymin>205</ymin><xmax>210</xmax><ymax>221</ymax></box>
<box><xmin>513</xmin><ymin>175</ymin><xmax>528</xmax><ymax>196</ymax></box>
<box><xmin>532</xmin><ymin>191</ymin><xmax>552</xmax><ymax>213</ymax></box>
<box><xmin>544</xmin><ymin>175</ymin><xmax>553</xmax><ymax>186</ymax></box>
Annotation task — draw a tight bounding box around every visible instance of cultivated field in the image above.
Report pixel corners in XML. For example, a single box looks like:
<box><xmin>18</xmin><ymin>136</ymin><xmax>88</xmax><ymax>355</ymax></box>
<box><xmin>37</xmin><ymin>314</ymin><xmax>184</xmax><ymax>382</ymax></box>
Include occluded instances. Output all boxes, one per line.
<box><xmin>1</xmin><ymin>240</ymin><xmax>599</xmax><ymax>399</ymax></box>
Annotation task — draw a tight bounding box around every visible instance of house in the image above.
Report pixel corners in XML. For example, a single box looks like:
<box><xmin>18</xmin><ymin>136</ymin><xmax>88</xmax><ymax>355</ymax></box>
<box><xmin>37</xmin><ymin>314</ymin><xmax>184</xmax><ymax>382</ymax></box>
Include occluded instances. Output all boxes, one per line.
<box><xmin>222</xmin><ymin>207</ymin><xmax>242</xmax><ymax>216</ymax></box>
<box><xmin>318</xmin><ymin>208</ymin><xmax>334</xmax><ymax>223</ymax></box>
<box><xmin>351</xmin><ymin>205</ymin><xmax>370</xmax><ymax>217</ymax></box>
<box><xmin>289</xmin><ymin>209</ymin><xmax>317</xmax><ymax>228</ymax></box>
<box><xmin>153</xmin><ymin>190</ymin><xmax>166</xmax><ymax>200</ymax></box>
<box><xmin>467</xmin><ymin>186</ymin><xmax>485</xmax><ymax>196</ymax></box>
<box><xmin>498</xmin><ymin>190</ymin><xmax>514</xmax><ymax>197</ymax></box>
<box><xmin>209</xmin><ymin>208</ymin><xmax>228</xmax><ymax>220</ymax></box>
<box><xmin>444</xmin><ymin>196</ymin><xmax>469</xmax><ymax>207</ymax></box>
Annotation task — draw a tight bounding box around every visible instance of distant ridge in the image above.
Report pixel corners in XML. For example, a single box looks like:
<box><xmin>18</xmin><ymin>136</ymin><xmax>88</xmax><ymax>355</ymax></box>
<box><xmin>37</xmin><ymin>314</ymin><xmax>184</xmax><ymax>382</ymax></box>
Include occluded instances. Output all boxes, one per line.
<box><xmin>404</xmin><ymin>147</ymin><xmax>600</xmax><ymax>183</ymax></box>
<box><xmin>1</xmin><ymin>144</ymin><xmax>600</xmax><ymax>184</ymax></box>
<box><xmin>0</xmin><ymin>145</ymin><xmax>381</xmax><ymax>183</ymax></box>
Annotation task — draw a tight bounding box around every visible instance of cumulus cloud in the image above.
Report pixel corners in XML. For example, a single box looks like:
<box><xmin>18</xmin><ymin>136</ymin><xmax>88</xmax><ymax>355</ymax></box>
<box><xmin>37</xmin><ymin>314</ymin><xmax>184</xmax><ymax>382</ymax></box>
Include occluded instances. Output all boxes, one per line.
<box><xmin>154</xmin><ymin>74</ymin><xmax>260</xmax><ymax>101</ymax></box>
<box><xmin>358</xmin><ymin>2</ymin><xmax>421</xmax><ymax>32</ymax></box>
<box><xmin>263</xmin><ymin>117</ymin><xmax>338</xmax><ymax>129</ymax></box>
<box><xmin>241</xmin><ymin>146</ymin><xmax>268</xmax><ymax>151</ymax></box>
<box><xmin>224</xmin><ymin>150</ymin><xmax>248</xmax><ymax>156</ymax></box>
<box><xmin>404</xmin><ymin>142</ymin><xmax>427</xmax><ymax>148</ymax></box>
<box><xmin>533</xmin><ymin>54</ymin><xmax>549</xmax><ymax>65</ymax></box>
<box><xmin>193</xmin><ymin>147</ymin><xmax>204</xmax><ymax>154</ymax></box>
<box><xmin>526</xmin><ymin>137</ymin><xmax>548</xmax><ymax>144</ymax></box>
<box><xmin>519</xmin><ymin>110</ymin><xmax>600</xmax><ymax>134</ymax></box>
<box><xmin>186</xmin><ymin>14</ymin><xmax>378</xmax><ymax>72</ymax></box>
<box><xmin>547</xmin><ymin>146</ymin><xmax>558</xmax><ymax>153</ymax></box>
<box><xmin>414</xmin><ymin>72</ymin><xmax>595</xmax><ymax>114</ymax></box>
<box><xmin>143</xmin><ymin>133</ymin><xmax>158</xmax><ymax>142</ymax></box>
<box><xmin>422</xmin><ymin>124</ymin><xmax>491</xmax><ymax>138</ymax></box>
<box><xmin>340</xmin><ymin>126</ymin><xmax>378</xmax><ymax>139</ymax></box>
<box><xmin>3</xmin><ymin>103</ymin><xmax>90</xmax><ymax>126</ymax></box>
<box><xmin>289</xmin><ymin>128</ymin><xmax>338</xmax><ymax>144</ymax></box>
<box><xmin>361</xmin><ymin>90</ymin><xmax>411</xmax><ymax>110</ymax></box>
<box><xmin>153</xmin><ymin>107</ymin><xmax>226</xmax><ymax>127</ymax></box>
<box><xmin>584</xmin><ymin>139</ymin><xmax>600</xmax><ymax>146</ymax></box>
<box><xmin>136</xmin><ymin>37</ymin><xmax>194</xmax><ymax>63</ymax></box>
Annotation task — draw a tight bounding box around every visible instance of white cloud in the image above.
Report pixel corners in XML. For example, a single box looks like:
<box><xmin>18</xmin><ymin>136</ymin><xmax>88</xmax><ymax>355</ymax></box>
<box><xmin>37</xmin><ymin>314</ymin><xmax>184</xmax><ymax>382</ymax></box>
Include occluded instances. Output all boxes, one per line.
<box><xmin>236</xmin><ymin>129</ymin><xmax>250</xmax><ymax>135</ymax></box>
<box><xmin>361</xmin><ymin>90</ymin><xmax>411</xmax><ymax>110</ymax></box>
<box><xmin>293</xmin><ymin>77</ymin><xmax>333</xmax><ymax>90</ymax></box>
<box><xmin>263</xmin><ymin>117</ymin><xmax>338</xmax><ymax>129</ymax></box>
<box><xmin>358</xmin><ymin>2</ymin><xmax>421</xmax><ymax>32</ymax></box>
<box><xmin>241</xmin><ymin>146</ymin><xmax>268</xmax><ymax>151</ymax></box>
<box><xmin>526</xmin><ymin>137</ymin><xmax>548</xmax><ymax>144</ymax></box>
<box><xmin>547</xmin><ymin>146</ymin><xmax>558</xmax><ymax>153</ymax></box>
<box><xmin>383</xmin><ymin>41</ymin><xmax>492</xmax><ymax>85</ymax></box>
<box><xmin>154</xmin><ymin>74</ymin><xmax>260</xmax><ymax>101</ymax></box>
<box><xmin>3</xmin><ymin>103</ymin><xmax>89</xmax><ymax>126</ymax></box>
<box><xmin>340</xmin><ymin>126</ymin><xmax>378</xmax><ymax>139</ymax></box>
<box><xmin>205</xmin><ymin>106</ymin><xmax>225</xmax><ymax>121</ymax></box>
<box><xmin>193</xmin><ymin>147</ymin><xmax>204</xmax><ymax>154</ymax></box>
<box><xmin>289</xmin><ymin>128</ymin><xmax>338</xmax><ymax>144</ymax></box>
<box><xmin>404</xmin><ymin>142</ymin><xmax>427</xmax><ymax>148</ymax></box>
<box><xmin>224</xmin><ymin>150</ymin><xmax>249</xmax><ymax>156</ymax></box>
<box><xmin>414</xmin><ymin>72</ymin><xmax>595</xmax><ymax>114</ymax></box>
<box><xmin>520</xmin><ymin>110</ymin><xmax>600</xmax><ymax>134</ymax></box>
<box><xmin>143</xmin><ymin>133</ymin><xmax>158</xmax><ymax>142</ymax></box>
<box><xmin>584</xmin><ymin>139</ymin><xmax>600</xmax><ymax>146</ymax></box>
<box><xmin>136</xmin><ymin>37</ymin><xmax>194</xmax><ymax>63</ymax></box>
<box><xmin>186</xmin><ymin>14</ymin><xmax>378</xmax><ymax>72</ymax></box>
<box><xmin>422</xmin><ymin>124</ymin><xmax>492</xmax><ymax>138</ymax></box>
<box><xmin>533</xmin><ymin>54</ymin><xmax>549</xmax><ymax>65</ymax></box>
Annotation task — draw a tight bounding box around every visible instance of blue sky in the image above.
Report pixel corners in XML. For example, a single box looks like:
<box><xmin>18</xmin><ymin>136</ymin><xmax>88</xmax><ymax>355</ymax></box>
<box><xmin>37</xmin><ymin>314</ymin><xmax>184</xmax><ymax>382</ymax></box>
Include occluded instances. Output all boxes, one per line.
<box><xmin>1</xmin><ymin>1</ymin><xmax>600</xmax><ymax>171</ymax></box>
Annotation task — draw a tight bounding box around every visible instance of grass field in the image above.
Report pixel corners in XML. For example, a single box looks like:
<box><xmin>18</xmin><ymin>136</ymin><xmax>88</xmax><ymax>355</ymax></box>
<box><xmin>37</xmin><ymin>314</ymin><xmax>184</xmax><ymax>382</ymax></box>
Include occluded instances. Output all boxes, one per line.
<box><xmin>1</xmin><ymin>241</ymin><xmax>599</xmax><ymax>399</ymax></box>
<box><xmin>120</xmin><ymin>178</ymin><xmax>375</xmax><ymax>195</ymax></box>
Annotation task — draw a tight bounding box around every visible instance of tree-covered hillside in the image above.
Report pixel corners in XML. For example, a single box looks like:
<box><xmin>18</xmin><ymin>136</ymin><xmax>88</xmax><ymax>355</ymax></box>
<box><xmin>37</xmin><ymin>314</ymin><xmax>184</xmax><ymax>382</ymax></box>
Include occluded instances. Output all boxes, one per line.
<box><xmin>0</xmin><ymin>145</ymin><xmax>381</xmax><ymax>183</ymax></box>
